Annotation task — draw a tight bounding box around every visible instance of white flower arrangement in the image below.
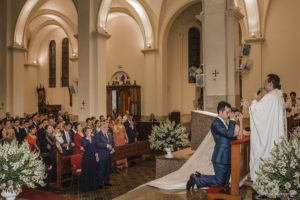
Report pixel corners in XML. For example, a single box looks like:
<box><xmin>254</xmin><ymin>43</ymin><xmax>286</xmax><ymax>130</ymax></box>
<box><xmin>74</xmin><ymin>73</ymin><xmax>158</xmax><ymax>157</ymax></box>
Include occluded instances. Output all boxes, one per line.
<box><xmin>253</xmin><ymin>128</ymin><xmax>300</xmax><ymax>199</ymax></box>
<box><xmin>0</xmin><ymin>139</ymin><xmax>47</xmax><ymax>193</ymax></box>
<box><xmin>148</xmin><ymin>120</ymin><xmax>189</xmax><ymax>151</ymax></box>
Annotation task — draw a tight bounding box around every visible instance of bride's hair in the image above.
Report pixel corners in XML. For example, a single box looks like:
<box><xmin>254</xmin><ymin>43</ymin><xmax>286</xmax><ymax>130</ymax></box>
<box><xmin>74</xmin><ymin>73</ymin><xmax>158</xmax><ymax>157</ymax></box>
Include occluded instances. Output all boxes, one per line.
<box><xmin>231</xmin><ymin>107</ymin><xmax>239</xmax><ymax>113</ymax></box>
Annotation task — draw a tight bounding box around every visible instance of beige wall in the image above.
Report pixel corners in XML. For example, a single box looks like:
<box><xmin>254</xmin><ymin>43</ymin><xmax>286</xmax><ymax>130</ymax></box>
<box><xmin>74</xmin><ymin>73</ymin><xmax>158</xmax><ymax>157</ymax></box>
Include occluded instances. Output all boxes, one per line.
<box><xmin>166</xmin><ymin>4</ymin><xmax>201</xmax><ymax>116</ymax></box>
<box><xmin>262</xmin><ymin>0</ymin><xmax>300</xmax><ymax>95</ymax></box>
<box><xmin>24</xmin><ymin>28</ymin><xmax>78</xmax><ymax>115</ymax></box>
<box><xmin>106</xmin><ymin>13</ymin><xmax>145</xmax><ymax>112</ymax></box>
<box><xmin>242</xmin><ymin>0</ymin><xmax>300</xmax><ymax>109</ymax></box>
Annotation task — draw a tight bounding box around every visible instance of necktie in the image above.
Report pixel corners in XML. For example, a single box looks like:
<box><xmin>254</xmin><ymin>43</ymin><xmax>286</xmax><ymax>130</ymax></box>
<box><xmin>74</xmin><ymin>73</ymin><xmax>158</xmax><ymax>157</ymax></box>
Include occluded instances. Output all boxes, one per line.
<box><xmin>104</xmin><ymin>133</ymin><xmax>109</xmax><ymax>142</ymax></box>
<box><xmin>65</xmin><ymin>131</ymin><xmax>70</xmax><ymax>149</ymax></box>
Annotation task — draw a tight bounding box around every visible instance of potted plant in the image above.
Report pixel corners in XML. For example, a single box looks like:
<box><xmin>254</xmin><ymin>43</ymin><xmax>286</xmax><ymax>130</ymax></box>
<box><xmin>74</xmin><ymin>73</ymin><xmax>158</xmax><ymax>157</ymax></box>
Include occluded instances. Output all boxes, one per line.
<box><xmin>148</xmin><ymin>120</ymin><xmax>189</xmax><ymax>158</ymax></box>
<box><xmin>253</xmin><ymin>127</ymin><xmax>300</xmax><ymax>199</ymax></box>
<box><xmin>0</xmin><ymin>139</ymin><xmax>47</xmax><ymax>200</ymax></box>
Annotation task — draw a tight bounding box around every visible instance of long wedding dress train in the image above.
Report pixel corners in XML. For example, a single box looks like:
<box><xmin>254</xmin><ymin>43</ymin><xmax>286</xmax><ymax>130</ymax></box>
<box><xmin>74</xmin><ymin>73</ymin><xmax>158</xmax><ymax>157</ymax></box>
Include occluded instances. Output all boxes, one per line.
<box><xmin>147</xmin><ymin>130</ymin><xmax>215</xmax><ymax>190</ymax></box>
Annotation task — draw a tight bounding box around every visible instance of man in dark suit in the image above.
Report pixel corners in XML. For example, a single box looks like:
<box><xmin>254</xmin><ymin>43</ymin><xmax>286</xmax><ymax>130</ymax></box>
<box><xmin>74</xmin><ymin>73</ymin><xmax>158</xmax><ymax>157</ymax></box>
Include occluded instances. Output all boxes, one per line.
<box><xmin>32</xmin><ymin>114</ymin><xmax>39</xmax><ymax>126</ymax></box>
<box><xmin>61</xmin><ymin>121</ymin><xmax>75</xmax><ymax>155</ymax></box>
<box><xmin>16</xmin><ymin>119</ymin><xmax>28</xmax><ymax>144</ymax></box>
<box><xmin>187</xmin><ymin>101</ymin><xmax>239</xmax><ymax>189</ymax></box>
<box><xmin>111</xmin><ymin>109</ymin><xmax>118</xmax><ymax>120</ymax></box>
<box><xmin>124</xmin><ymin>114</ymin><xmax>137</xmax><ymax>143</ymax></box>
<box><xmin>37</xmin><ymin>119</ymin><xmax>49</xmax><ymax>153</ymax></box>
<box><xmin>95</xmin><ymin>122</ymin><xmax>115</xmax><ymax>188</ymax></box>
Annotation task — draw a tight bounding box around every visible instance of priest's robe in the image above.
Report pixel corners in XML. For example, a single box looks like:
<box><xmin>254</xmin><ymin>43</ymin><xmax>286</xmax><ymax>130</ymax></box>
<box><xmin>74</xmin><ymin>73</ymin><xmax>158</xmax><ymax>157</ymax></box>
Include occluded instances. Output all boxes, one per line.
<box><xmin>249</xmin><ymin>89</ymin><xmax>287</xmax><ymax>182</ymax></box>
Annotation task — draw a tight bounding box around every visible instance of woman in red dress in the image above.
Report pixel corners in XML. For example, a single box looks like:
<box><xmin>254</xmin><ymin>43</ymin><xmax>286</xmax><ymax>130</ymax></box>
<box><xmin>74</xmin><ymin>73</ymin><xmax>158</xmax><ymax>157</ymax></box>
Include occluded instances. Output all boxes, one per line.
<box><xmin>73</xmin><ymin>123</ymin><xmax>85</xmax><ymax>154</ymax></box>
<box><xmin>113</xmin><ymin>119</ymin><xmax>129</xmax><ymax>169</ymax></box>
<box><xmin>25</xmin><ymin>125</ymin><xmax>39</xmax><ymax>151</ymax></box>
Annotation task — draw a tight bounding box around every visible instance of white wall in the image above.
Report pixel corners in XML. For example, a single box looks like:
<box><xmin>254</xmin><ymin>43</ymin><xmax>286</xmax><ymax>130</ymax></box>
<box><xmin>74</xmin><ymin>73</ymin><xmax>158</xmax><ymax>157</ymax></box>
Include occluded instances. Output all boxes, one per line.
<box><xmin>106</xmin><ymin>13</ymin><xmax>144</xmax><ymax>108</ymax></box>
<box><xmin>166</xmin><ymin>4</ymin><xmax>201</xmax><ymax>117</ymax></box>
<box><xmin>24</xmin><ymin>28</ymin><xmax>78</xmax><ymax>114</ymax></box>
<box><xmin>242</xmin><ymin>0</ymin><xmax>300</xmax><ymax>106</ymax></box>
<box><xmin>262</xmin><ymin>0</ymin><xmax>300</xmax><ymax>95</ymax></box>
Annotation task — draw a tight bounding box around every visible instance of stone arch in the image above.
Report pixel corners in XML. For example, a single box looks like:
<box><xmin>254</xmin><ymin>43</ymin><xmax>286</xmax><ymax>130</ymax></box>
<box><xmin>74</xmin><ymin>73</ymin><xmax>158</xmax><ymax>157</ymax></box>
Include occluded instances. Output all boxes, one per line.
<box><xmin>97</xmin><ymin>0</ymin><xmax>154</xmax><ymax>48</ymax></box>
<box><xmin>27</xmin><ymin>20</ymin><xmax>70</xmax><ymax>63</ymax></box>
<box><xmin>24</xmin><ymin>9</ymin><xmax>77</xmax><ymax>53</ymax></box>
<box><xmin>14</xmin><ymin>0</ymin><xmax>78</xmax><ymax>50</ymax></box>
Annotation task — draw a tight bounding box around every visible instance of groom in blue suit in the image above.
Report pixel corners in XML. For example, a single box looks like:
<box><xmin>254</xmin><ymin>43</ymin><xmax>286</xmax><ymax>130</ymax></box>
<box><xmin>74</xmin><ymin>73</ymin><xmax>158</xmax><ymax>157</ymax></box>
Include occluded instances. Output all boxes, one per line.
<box><xmin>187</xmin><ymin>101</ymin><xmax>238</xmax><ymax>189</ymax></box>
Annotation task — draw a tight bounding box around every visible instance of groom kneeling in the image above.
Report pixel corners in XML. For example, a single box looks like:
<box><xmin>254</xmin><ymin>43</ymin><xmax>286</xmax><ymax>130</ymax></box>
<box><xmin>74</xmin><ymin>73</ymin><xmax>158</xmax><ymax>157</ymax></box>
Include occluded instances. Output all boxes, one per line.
<box><xmin>187</xmin><ymin>101</ymin><xmax>238</xmax><ymax>190</ymax></box>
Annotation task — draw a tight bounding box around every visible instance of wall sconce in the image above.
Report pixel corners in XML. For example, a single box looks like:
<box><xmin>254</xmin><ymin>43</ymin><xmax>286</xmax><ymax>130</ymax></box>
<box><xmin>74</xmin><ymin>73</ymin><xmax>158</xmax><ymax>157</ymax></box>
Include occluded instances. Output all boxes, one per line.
<box><xmin>0</xmin><ymin>102</ymin><xmax>5</xmax><ymax>110</ymax></box>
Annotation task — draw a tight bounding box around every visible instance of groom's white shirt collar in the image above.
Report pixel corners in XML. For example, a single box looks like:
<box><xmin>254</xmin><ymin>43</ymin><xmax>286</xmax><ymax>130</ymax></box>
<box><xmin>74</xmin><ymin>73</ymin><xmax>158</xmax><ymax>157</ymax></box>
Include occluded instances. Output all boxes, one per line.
<box><xmin>217</xmin><ymin>116</ymin><xmax>228</xmax><ymax>129</ymax></box>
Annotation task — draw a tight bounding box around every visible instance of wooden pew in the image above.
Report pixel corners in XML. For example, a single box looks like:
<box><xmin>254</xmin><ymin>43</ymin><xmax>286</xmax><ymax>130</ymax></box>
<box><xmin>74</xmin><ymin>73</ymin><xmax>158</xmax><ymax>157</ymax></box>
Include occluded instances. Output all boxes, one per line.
<box><xmin>207</xmin><ymin>136</ymin><xmax>250</xmax><ymax>200</ymax></box>
<box><xmin>48</xmin><ymin>141</ymin><xmax>150</xmax><ymax>189</ymax></box>
<box><xmin>54</xmin><ymin>151</ymin><xmax>72</xmax><ymax>189</ymax></box>
<box><xmin>112</xmin><ymin>140</ymin><xmax>151</xmax><ymax>163</ymax></box>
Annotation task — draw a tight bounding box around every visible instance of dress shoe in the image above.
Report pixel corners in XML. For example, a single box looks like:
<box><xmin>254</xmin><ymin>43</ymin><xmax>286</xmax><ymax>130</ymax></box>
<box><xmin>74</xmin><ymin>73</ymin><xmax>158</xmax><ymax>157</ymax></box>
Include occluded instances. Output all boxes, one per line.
<box><xmin>104</xmin><ymin>183</ymin><xmax>113</xmax><ymax>186</ymax></box>
<box><xmin>186</xmin><ymin>173</ymin><xmax>195</xmax><ymax>190</ymax></box>
<box><xmin>195</xmin><ymin>171</ymin><xmax>201</xmax><ymax>177</ymax></box>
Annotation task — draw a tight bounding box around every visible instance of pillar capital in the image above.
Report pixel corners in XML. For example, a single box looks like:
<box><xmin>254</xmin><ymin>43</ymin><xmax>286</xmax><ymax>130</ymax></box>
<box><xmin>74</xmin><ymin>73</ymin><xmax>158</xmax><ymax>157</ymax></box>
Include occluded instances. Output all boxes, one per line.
<box><xmin>93</xmin><ymin>30</ymin><xmax>111</xmax><ymax>40</ymax></box>
<box><xmin>141</xmin><ymin>48</ymin><xmax>158</xmax><ymax>54</ymax></box>
<box><xmin>245</xmin><ymin>37</ymin><xmax>265</xmax><ymax>43</ymax></box>
<box><xmin>225</xmin><ymin>8</ymin><xmax>244</xmax><ymax>21</ymax></box>
<box><xmin>196</xmin><ymin>11</ymin><xmax>205</xmax><ymax>22</ymax></box>
<box><xmin>9</xmin><ymin>43</ymin><xmax>27</xmax><ymax>52</ymax></box>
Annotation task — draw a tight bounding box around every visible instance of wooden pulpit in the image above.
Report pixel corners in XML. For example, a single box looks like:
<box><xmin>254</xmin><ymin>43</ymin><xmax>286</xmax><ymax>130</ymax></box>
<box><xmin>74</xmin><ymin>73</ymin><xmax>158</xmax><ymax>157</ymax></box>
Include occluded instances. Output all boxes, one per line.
<box><xmin>207</xmin><ymin>136</ymin><xmax>250</xmax><ymax>200</ymax></box>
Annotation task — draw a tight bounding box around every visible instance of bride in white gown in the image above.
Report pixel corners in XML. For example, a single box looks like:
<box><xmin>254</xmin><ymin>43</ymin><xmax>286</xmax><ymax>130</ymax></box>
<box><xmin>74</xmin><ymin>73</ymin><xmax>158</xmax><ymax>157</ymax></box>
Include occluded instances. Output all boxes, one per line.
<box><xmin>147</xmin><ymin>130</ymin><xmax>215</xmax><ymax>190</ymax></box>
<box><xmin>147</xmin><ymin>109</ymin><xmax>246</xmax><ymax>190</ymax></box>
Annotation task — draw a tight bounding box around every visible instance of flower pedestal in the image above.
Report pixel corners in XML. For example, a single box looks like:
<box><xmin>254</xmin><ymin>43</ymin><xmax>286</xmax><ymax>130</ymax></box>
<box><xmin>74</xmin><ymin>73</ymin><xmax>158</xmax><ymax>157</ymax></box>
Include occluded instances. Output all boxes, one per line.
<box><xmin>164</xmin><ymin>147</ymin><xmax>173</xmax><ymax>158</ymax></box>
<box><xmin>1</xmin><ymin>190</ymin><xmax>19</xmax><ymax>200</ymax></box>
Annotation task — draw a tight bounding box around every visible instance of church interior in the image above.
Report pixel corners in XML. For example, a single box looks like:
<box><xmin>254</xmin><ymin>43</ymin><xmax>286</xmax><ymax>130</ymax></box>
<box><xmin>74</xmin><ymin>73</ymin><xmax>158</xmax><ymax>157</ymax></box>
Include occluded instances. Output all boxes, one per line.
<box><xmin>0</xmin><ymin>0</ymin><xmax>300</xmax><ymax>199</ymax></box>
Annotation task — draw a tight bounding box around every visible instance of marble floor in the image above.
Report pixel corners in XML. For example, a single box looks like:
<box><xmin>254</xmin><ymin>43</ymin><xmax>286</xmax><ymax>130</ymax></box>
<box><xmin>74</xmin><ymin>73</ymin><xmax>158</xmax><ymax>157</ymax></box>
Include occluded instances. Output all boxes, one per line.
<box><xmin>37</xmin><ymin>158</ymin><xmax>257</xmax><ymax>200</ymax></box>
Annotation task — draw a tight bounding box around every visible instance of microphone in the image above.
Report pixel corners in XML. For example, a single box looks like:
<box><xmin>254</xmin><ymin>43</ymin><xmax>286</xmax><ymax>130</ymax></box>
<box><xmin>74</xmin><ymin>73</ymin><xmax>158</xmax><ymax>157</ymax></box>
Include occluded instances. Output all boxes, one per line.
<box><xmin>257</xmin><ymin>88</ymin><xmax>263</xmax><ymax>95</ymax></box>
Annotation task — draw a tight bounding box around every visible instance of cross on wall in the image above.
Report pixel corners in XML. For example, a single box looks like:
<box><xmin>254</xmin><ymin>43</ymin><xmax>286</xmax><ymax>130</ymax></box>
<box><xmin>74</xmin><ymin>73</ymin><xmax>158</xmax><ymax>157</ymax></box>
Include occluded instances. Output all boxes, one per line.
<box><xmin>212</xmin><ymin>69</ymin><xmax>219</xmax><ymax>81</ymax></box>
<box><xmin>80</xmin><ymin>100</ymin><xmax>86</xmax><ymax>110</ymax></box>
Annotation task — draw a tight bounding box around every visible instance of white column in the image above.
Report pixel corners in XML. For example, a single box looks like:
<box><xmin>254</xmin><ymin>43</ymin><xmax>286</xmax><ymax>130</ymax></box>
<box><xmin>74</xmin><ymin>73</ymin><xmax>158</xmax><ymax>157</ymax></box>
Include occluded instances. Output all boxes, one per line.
<box><xmin>141</xmin><ymin>48</ymin><xmax>157</xmax><ymax>118</ymax></box>
<box><xmin>10</xmin><ymin>46</ymin><xmax>26</xmax><ymax>117</ymax></box>
<box><xmin>0</xmin><ymin>0</ymin><xmax>8</xmax><ymax>118</ymax></box>
<box><xmin>77</xmin><ymin>0</ymin><xmax>101</xmax><ymax>121</ymax></box>
<box><xmin>94</xmin><ymin>31</ymin><xmax>110</xmax><ymax>117</ymax></box>
<box><xmin>198</xmin><ymin>0</ymin><xmax>243</xmax><ymax>112</ymax></box>
<box><xmin>225</xmin><ymin>2</ymin><xmax>244</xmax><ymax>106</ymax></box>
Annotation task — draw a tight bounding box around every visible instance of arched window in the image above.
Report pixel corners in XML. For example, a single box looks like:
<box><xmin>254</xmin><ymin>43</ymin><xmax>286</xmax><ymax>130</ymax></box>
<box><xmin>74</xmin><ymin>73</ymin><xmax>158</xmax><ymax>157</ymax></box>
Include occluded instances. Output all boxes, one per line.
<box><xmin>61</xmin><ymin>37</ymin><xmax>69</xmax><ymax>87</ymax></box>
<box><xmin>188</xmin><ymin>27</ymin><xmax>200</xmax><ymax>83</ymax></box>
<box><xmin>49</xmin><ymin>40</ymin><xmax>56</xmax><ymax>88</ymax></box>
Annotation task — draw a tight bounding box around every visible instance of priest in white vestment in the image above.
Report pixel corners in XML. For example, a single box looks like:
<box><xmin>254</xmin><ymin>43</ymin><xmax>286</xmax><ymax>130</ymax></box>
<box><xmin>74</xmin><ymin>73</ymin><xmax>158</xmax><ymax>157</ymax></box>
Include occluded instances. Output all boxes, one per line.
<box><xmin>242</xmin><ymin>74</ymin><xmax>287</xmax><ymax>182</ymax></box>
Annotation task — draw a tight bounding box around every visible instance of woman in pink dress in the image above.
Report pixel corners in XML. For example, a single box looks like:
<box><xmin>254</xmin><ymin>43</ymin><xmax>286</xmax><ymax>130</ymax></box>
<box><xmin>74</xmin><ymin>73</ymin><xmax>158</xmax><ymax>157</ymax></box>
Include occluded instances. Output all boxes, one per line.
<box><xmin>73</xmin><ymin>123</ymin><xmax>85</xmax><ymax>155</ymax></box>
<box><xmin>113</xmin><ymin>118</ymin><xmax>129</xmax><ymax>169</ymax></box>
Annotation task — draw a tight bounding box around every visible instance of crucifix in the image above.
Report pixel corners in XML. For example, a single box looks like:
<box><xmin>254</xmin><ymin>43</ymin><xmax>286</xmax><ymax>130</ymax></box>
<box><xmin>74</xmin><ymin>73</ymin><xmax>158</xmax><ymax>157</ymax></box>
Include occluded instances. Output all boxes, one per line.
<box><xmin>0</xmin><ymin>102</ymin><xmax>5</xmax><ymax>111</ymax></box>
<box><xmin>80</xmin><ymin>100</ymin><xmax>86</xmax><ymax>109</ymax></box>
<box><xmin>212</xmin><ymin>69</ymin><xmax>219</xmax><ymax>81</ymax></box>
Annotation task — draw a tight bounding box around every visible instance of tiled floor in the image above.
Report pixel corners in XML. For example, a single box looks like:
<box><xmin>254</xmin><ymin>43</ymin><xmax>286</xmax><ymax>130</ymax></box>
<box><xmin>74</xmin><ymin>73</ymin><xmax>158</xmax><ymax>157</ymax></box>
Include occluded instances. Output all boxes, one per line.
<box><xmin>42</xmin><ymin>159</ymin><xmax>156</xmax><ymax>200</ymax></box>
<box><xmin>39</xmin><ymin>159</ymin><xmax>256</xmax><ymax>200</ymax></box>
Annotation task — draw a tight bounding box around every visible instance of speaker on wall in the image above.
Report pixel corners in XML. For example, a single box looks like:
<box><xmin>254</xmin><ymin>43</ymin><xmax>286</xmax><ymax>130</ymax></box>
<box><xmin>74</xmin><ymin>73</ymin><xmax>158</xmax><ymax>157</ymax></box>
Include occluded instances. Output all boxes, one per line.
<box><xmin>169</xmin><ymin>112</ymin><xmax>180</xmax><ymax>126</ymax></box>
<box><xmin>69</xmin><ymin>85</ymin><xmax>78</xmax><ymax>94</ymax></box>
<box><xmin>241</xmin><ymin>43</ymin><xmax>251</xmax><ymax>57</ymax></box>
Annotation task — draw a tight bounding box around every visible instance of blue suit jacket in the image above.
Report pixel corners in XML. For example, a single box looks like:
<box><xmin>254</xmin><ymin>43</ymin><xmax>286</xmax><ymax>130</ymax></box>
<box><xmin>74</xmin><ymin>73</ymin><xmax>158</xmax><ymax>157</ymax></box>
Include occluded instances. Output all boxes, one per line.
<box><xmin>211</xmin><ymin>117</ymin><xmax>236</xmax><ymax>165</ymax></box>
<box><xmin>124</xmin><ymin>120</ymin><xmax>136</xmax><ymax>143</ymax></box>
<box><xmin>94</xmin><ymin>131</ymin><xmax>115</xmax><ymax>160</ymax></box>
